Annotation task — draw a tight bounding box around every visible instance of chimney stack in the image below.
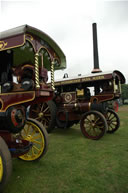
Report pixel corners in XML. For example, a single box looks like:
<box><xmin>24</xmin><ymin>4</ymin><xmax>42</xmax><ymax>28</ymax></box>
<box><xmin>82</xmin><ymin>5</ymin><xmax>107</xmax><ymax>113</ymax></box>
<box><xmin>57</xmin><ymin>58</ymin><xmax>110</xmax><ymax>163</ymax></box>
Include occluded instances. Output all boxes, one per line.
<box><xmin>91</xmin><ymin>23</ymin><xmax>102</xmax><ymax>73</ymax></box>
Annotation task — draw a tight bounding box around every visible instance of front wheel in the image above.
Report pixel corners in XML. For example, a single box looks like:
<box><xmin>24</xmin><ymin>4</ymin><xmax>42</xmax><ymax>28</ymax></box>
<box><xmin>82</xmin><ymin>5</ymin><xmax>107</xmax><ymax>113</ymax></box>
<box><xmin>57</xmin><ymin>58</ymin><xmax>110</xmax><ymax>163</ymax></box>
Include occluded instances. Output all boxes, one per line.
<box><xmin>18</xmin><ymin>118</ymin><xmax>48</xmax><ymax>161</ymax></box>
<box><xmin>80</xmin><ymin>111</ymin><xmax>107</xmax><ymax>140</ymax></box>
<box><xmin>0</xmin><ymin>137</ymin><xmax>12</xmax><ymax>192</ymax></box>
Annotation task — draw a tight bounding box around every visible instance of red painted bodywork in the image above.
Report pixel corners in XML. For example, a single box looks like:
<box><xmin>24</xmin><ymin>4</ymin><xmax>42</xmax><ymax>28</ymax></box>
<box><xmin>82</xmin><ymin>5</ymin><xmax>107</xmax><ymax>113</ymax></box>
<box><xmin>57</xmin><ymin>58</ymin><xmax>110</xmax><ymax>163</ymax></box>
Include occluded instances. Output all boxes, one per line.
<box><xmin>0</xmin><ymin>24</ymin><xmax>66</xmax><ymax>157</ymax></box>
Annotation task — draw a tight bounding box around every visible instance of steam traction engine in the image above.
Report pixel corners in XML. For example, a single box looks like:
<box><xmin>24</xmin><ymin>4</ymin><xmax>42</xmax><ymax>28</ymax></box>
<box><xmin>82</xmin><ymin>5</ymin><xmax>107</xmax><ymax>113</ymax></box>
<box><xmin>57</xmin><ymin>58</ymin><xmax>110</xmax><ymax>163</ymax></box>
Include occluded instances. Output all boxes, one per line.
<box><xmin>0</xmin><ymin>25</ymin><xmax>66</xmax><ymax>191</ymax></box>
<box><xmin>54</xmin><ymin>69</ymin><xmax>125</xmax><ymax>140</ymax></box>
<box><xmin>29</xmin><ymin>23</ymin><xmax>125</xmax><ymax>140</ymax></box>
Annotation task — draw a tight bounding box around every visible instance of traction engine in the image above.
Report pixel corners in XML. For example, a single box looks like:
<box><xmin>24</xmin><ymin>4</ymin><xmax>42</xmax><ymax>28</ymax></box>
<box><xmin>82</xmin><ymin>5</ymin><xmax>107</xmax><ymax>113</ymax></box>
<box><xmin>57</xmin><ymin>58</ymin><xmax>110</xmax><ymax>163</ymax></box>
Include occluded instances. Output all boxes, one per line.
<box><xmin>29</xmin><ymin>23</ymin><xmax>125</xmax><ymax>140</ymax></box>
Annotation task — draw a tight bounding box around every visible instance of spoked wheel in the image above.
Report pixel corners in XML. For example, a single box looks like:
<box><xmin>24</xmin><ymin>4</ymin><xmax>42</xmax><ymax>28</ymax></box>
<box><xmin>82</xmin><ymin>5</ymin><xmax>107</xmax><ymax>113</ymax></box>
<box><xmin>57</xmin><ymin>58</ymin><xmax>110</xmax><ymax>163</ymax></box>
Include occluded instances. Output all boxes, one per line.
<box><xmin>105</xmin><ymin>109</ymin><xmax>120</xmax><ymax>133</ymax></box>
<box><xmin>29</xmin><ymin>101</ymin><xmax>56</xmax><ymax>133</ymax></box>
<box><xmin>80</xmin><ymin>111</ymin><xmax>107</xmax><ymax>140</ymax></box>
<box><xmin>0</xmin><ymin>137</ymin><xmax>12</xmax><ymax>192</ymax></box>
<box><xmin>18</xmin><ymin>118</ymin><xmax>48</xmax><ymax>161</ymax></box>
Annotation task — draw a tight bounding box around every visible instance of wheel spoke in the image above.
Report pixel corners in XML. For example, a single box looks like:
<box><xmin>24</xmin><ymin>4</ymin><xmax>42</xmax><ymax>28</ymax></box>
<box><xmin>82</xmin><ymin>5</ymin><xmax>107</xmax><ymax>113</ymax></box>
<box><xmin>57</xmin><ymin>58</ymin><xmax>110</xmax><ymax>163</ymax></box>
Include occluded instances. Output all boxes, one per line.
<box><xmin>35</xmin><ymin>116</ymin><xmax>41</xmax><ymax>120</ymax></box>
<box><xmin>43</xmin><ymin>118</ymin><xmax>49</xmax><ymax>124</ymax></box>
<box><xmin>32</xmin><ymin>139</ymin><xmax>42</xmax><ymax>144</ymax></box>
<box><xmin>92</xmin><ymin>129</ymin><xmax>98</xmax><ymax>136</ymax></box>
<box><xmin>94</xmin><ymin>117</ymin><xmax>100</xmax><ymax>124</ymax></box>
<box><xmin>40</xmin><ymin>103</ymin><xmax>45</xmax><ymax>112</ymax></box>
<box><xmin>31</xmin><ymin>147</ymin><xmax>35</xmax><ymax>156</ymax></box>
<box><xmin>44</xmin><ymin>113</ymin><xmax>51</xmax><ymax>117</ymax></box>
<box><xmin>85</xmin><ymin>117</ymin><xmax>92</xmax><ymax>124</ymax></box>
<box><xmin>31</xmin><ymin>109</ymin><xmax>39</xmax><ymax>113</ymax></box>
<box><xmin>32</xmin><ymin>145</ymin><xmax>40</xmax><ymax>152</ymax></box>
<box><xmin>108</xmin><ymin>115</ymin><xmax>115</xmax><ymax>121</ymax></box>
<box><xmin>30</xmin><ymin>130</ymin><xmax>36</xmax><ymax>137</ymax></box>
<box><xmin>109</xmin><ymin>124</ymin><xmax>114</xmax><ymax>130</ymax></box>
<box><xmin>109</xmin><ymin>122</ymin><xmax>117</xmax><ymax>128</ymax></box>
<box><xmin>31</xmin><ymin>134</ymin><xmax>41</xmax><ymax>140</ymax></box>
<box><xmin>107</xmin><ymin>112</ymin><xmax>111</xmax><ymax>119</ymax></box>
<box><xmin>43</xmin><ymin>106</ymin><xmax>49</xmax><ymax>113</ymax></box>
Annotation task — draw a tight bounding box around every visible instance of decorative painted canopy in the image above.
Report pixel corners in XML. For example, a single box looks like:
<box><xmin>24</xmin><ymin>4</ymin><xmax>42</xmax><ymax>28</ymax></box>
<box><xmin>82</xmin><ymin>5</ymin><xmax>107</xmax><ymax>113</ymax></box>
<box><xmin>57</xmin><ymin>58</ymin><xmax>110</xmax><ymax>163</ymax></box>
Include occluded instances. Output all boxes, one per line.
<box><xmin>0</xmin><ymin>25</ymin><xmax>66</xmax><ymax>70</ymax></box>
<box><xmin>54</xmin><ymin>70</ymin><xmax>125</xmax><ymax>86</ymax></box>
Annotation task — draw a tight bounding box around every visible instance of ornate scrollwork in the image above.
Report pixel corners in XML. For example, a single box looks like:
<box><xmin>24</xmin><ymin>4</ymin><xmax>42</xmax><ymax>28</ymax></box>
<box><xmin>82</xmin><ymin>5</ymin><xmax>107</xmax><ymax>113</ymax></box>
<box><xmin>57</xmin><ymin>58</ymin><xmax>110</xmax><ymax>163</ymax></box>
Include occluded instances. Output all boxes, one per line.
<box><xmin>0</xmin><ymin>41</ymin><xmax>8</xmax><ymax>50</ymax></box>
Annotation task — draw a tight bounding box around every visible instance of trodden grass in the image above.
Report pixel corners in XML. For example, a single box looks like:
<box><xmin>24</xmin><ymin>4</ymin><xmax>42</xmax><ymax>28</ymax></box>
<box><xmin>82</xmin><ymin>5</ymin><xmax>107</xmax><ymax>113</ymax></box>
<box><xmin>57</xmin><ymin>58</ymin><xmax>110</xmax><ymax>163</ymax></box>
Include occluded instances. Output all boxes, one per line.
<box><xmin>4</xmin><ymin>105</ymin><xmax>128</xmax><ymax>193</ymax></box>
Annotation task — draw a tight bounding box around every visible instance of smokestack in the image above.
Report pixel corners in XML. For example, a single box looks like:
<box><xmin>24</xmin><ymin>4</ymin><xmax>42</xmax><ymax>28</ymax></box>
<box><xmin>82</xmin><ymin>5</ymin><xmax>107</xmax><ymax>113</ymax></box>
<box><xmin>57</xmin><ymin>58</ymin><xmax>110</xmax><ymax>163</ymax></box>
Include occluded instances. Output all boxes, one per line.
<box><xmin>91</xmin><ymin>23</ymin><xmax>102</xmax><ymax>73</ymax></box>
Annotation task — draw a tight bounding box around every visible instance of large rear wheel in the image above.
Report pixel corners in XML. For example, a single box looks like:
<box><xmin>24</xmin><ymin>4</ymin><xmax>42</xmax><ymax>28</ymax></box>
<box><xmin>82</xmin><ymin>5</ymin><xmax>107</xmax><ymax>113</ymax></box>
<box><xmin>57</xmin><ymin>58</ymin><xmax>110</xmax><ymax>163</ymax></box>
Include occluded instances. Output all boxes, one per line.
<box><xmin>0</xmin><ymin>137</ymin><xmax>12</xmax><ymax>192</ymax></box>
<box><xmin>29</xmin><ymin>101</ymin><xmax>56</xmax><ymax>133</ymax></box>
<box><xmin>80</xmin><ymin>111</ymin><xmax>107</xmax><ymax>140</ymax></box>
<box><xmin>18</xmin><ymin>118</ymin><xmax>48</xmax><ymax>161</ymax></box>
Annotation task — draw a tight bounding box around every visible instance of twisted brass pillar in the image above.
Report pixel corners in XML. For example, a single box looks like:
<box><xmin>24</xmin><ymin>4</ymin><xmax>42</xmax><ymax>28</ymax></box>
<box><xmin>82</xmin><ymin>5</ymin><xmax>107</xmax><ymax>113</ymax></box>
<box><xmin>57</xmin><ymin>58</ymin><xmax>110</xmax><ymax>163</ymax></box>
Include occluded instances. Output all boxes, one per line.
<box><xmin>51</xmin><ymin>60</ymin><xmax>55</xmax><ymax>90</ymax></box>
<box><xmin>35</xmin><ymin>53</ymin><xmax>40</xmax><ymax>89</ymax></box>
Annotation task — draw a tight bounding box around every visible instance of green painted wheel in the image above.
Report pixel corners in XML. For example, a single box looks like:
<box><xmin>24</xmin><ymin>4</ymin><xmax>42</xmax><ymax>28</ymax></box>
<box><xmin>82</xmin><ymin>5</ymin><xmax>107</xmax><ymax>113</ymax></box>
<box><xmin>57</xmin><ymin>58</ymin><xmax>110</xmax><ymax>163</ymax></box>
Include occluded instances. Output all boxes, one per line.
<box><xmin>0</xmin><ymin>137</ymin><xmax>12</xmax><ymax>192</ymax></box>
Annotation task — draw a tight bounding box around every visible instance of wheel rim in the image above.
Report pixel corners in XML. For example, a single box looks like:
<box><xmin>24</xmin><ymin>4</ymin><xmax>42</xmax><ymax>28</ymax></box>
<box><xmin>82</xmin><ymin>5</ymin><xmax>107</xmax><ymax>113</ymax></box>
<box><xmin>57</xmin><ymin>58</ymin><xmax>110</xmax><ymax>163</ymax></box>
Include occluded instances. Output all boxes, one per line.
<box><xmin>19</xmin><ymin>120</ymin><xmax>45</xmax><ymax>161</ymax></box>
<box><xmin>81</xmin><ymin>111</ymin><xmax>106</xmax><ymax>139</ymax></box>
<box><xmin>0</xmin><ymin>156</ymin><xmax>3</xmax><ymax>182</ymax></box>
<box><xmin>29</xmin><ymin>103</ymin><xmax>51</xmax><ymax>129</ymax></box>
<box><xmin>106</xmin><ymin>109</ymin><xmax>120</xmax><ymax>133</ymax></box>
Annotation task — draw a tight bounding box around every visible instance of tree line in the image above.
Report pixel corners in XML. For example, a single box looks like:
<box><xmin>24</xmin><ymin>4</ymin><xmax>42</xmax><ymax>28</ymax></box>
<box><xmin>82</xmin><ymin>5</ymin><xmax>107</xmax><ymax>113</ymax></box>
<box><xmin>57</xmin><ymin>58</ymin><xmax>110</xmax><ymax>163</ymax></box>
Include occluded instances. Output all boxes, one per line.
<box><xmin>121</xmin><ymin>84</ymin><xmax>128</xmax><ymax>104</ymax></box>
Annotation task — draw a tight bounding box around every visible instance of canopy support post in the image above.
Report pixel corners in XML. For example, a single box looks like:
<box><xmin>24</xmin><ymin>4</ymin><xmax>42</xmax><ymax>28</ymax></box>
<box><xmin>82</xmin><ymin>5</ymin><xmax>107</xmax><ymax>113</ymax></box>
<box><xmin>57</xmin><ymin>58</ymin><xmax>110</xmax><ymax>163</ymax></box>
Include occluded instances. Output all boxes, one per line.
<box><xmin>51</xmin><ymin>60</ymin><xmax>55</xmax><ymax>90</ymax></box>
<box><xmin>35</xmin><ymin>53</ymin><xmax>40</xmax><ymax>89</ymax></box>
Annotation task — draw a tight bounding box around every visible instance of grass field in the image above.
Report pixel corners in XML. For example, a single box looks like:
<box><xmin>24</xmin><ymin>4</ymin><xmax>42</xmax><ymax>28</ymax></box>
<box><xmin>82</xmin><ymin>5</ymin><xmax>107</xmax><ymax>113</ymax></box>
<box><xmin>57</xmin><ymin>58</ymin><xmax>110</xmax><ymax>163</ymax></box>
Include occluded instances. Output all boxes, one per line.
<box><xmin>4</xmin><ymin>105</ymin><xmax>128</xmax><ymax>193</ymax></box>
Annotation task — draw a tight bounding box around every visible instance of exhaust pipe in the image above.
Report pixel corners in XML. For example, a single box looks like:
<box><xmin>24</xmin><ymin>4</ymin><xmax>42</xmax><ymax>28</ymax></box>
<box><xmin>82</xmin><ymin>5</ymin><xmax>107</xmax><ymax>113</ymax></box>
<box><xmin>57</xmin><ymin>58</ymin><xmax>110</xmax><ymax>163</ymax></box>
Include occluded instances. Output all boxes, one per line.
<box><xmin>91</xmin><ymin>23</ymin><xmax>102</xmax><ymax>73</ymax></box>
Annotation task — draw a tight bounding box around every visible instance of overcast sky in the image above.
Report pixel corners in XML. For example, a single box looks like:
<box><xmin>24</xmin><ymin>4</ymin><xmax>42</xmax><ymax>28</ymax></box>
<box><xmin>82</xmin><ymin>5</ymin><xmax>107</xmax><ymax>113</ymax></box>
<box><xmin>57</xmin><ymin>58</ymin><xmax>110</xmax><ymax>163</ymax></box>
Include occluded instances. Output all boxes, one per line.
<box><xmin>0</xmin><ymin>0</ymin><xmax>128</xmax><ymax>83</ymax></box>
